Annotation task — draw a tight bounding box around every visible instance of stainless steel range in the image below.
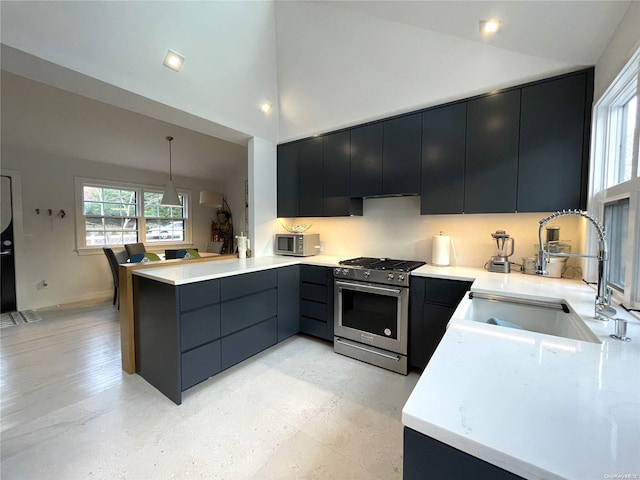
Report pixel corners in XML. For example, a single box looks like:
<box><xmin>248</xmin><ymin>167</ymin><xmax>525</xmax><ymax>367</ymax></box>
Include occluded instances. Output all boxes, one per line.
<box><xmin>333</xmin><ymin>257</ymin><xmax>426</xmax><ymax>375</ymax></box>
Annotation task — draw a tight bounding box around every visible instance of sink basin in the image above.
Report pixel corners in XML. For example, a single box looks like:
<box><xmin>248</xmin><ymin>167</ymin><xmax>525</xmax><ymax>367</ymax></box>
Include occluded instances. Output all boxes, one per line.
<box><xmin>456</xmin><ymin>293</ymin><xmax>601</xmax><ymax>344</ymax></box>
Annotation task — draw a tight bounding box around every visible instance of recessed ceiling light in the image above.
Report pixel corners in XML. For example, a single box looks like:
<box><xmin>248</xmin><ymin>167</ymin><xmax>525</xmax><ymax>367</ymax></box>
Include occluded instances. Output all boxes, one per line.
<box><xmin>259</xmin><ymin>102</ymin><xmax>272</xmax><ymax>114</ymax></box>
<box><xmin>163</xmin><ymin>49</ymin><xmax>185</xmax><ymax>72</ymax></box>
<box><xmin>480</xmin><ymin>19</ymin><xmax>501</xmax><ymax>35</ymax></box>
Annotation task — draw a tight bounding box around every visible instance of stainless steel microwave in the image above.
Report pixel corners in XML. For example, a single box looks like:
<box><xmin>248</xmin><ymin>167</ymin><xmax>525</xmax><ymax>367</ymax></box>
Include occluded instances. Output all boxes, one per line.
<box><xmin>275</xmin><ymin>233</ymin><xmax>320</xmax><ymax>256</ymax></box>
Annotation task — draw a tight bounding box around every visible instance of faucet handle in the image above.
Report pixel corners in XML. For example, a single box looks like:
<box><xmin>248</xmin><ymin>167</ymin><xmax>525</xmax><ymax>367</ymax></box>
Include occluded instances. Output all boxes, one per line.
<box><xmin>595</xmin><ymin>303</ymin><xmax>616</xmax><ymax>321</ymax></box>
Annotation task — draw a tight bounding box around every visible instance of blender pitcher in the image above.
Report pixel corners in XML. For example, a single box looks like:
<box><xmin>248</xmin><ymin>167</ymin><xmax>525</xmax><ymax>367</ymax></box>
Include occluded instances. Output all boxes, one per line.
<box><xmin>488</xmin><ymin>230</ymin><xmax>515</xmax><ymax>273</ymax></box>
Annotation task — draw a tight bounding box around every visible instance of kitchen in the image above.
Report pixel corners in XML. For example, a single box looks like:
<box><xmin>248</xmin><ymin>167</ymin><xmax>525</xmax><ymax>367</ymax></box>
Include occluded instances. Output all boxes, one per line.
<box><xmin>1</xmin><ymin>2</ymin><xmax>640</xmax><ymax>479</ymax></box>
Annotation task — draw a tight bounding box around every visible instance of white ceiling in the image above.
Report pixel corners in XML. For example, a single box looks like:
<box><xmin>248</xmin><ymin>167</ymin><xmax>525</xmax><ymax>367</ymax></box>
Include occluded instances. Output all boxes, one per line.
<box><xmin>0</xmin><ymin>0</ymin><xmax>634</xmax><ymax>175</ymax></box>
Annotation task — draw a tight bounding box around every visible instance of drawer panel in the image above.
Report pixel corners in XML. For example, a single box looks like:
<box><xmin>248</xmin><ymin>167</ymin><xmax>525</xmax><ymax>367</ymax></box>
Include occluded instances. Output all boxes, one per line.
<box><xmin>179</xmin><ymin>279</ymin><xmax>220</xmax><ymax>312</ymax></box>
<box><xmin>221</xmin><ymin>317</ymin><xmax>277</xmax><ymax>370</ymax></box>
<box><xmin>300</xmin><ymin>299</ymin><xmax>327</xmax><ymax>321</ymax></box>
<box><xmin>301</xmin><ymin>283</ymin><xmax>327</xmax><ymax>303</ymax></box>
<box><xmin>180</xmin><ymin>305</ymin><xmax>221</xmax><ymax>352</ymax></box>
<box><xmin>221</xmin><ymin>288</ymin><xmax>277</xmax><ymax>336</ymax></box>
<box><xmin>300</xmin><ymin>316</ymin><xmax>328</xmax><ymax>340</ymax></box>
<box><xmin>300</xmin><ymin>265</ymin><xmax>329</xmax><ymax>285</ymax></box>
<box><xmin>181</xmin><ymin>340</ymin><xmax>221</xmax><ymax>391</ymax></box>
<box><xmin>221</xmin><ymin>269</ymin><xmax>277</xmax><ymax>302</ymax></box>
<box><xmin>423</xmin><ymin>278</ymin><xmax>472</xmax><ymax>306</ymax></box>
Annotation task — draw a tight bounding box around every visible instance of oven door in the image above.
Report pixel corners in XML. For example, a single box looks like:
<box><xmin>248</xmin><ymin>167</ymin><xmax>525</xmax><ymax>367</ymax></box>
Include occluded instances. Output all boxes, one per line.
<box><xmin>334</xmin><ymin>280</ymin><xmax>408</xmax><ymax>354</ymax></box>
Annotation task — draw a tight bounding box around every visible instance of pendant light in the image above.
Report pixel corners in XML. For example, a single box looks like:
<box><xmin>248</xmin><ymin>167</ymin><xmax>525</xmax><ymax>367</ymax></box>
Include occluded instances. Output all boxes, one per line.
<box><xmin>161</xmin><ymin>136</ymin><xmax>182</xmax><ymax>207</ymax></box>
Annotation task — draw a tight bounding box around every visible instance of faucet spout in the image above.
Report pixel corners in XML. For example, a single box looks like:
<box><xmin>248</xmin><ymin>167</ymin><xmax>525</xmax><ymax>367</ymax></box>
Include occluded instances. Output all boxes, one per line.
<box><xmin>536</xmin><ymin>209</ymin><xmax>614</xmax><ymax>320</ymax></box>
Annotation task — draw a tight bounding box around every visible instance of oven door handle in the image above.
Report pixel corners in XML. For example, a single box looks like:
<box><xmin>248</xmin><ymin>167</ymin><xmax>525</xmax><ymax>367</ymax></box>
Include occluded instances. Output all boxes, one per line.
<box><xmin>335</xmin><ymin>280</ymin><xmax>402</xmax><ymax>296</ymax></box>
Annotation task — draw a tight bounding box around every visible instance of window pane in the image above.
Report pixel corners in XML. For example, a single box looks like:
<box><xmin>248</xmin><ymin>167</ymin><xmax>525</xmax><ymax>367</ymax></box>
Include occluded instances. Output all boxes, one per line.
<box><xmin>82</xmin><ymin>185</ymin><xmax>138</xmax><ymax>246</ymax></box>
<box><xmin>619</xmin><ymin>95</ymin><xmax>636</xmax><ymax>184</ymax></box>
<box><xmin>604</xmin><ymin>199</ymin><xmax>629</xmax><ymax>291</ymax></box>
<box><xmin>144</xmin><ymin>191</ymin><xmax>186</xmax><ymax>243</ymax></box>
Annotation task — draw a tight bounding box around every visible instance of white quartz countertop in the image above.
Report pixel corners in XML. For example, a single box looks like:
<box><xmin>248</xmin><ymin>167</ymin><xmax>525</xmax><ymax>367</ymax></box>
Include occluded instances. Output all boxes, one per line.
<box><xmin>403</xmin><ymin>268</ymin><xmax>640</xmax><ymax>480</ymax></box>
<box><xmin>132</xmin><ymin>255</ymin><xmax>345</xmax><ymax>285</ymax></box>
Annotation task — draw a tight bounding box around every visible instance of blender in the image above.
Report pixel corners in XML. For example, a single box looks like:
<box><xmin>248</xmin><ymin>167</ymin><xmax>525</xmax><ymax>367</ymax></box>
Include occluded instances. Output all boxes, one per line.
<box><xmin>488</xmin><ymin>230</ymin><xmax>515</xmax><ymax>273</ymax></box>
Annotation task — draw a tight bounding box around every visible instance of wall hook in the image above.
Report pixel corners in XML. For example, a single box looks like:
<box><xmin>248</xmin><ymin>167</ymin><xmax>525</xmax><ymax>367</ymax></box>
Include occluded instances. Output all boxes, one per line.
<box><xmin>59</xmin><ymin>209</ymin><xmax>66</xmax><ymax>218</ymax></box>
<box><xmin>35</xmin><ymin>208</ymin><xmax>40</xmax><ymax>215</ymax></box>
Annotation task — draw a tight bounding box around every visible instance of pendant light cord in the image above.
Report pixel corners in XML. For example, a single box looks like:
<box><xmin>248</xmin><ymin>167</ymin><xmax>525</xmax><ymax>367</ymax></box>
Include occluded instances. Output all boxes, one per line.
<box><xmin>166</xmin><ymin>136</ymin><xmax>174</xmax><ymax>181</ymax></box>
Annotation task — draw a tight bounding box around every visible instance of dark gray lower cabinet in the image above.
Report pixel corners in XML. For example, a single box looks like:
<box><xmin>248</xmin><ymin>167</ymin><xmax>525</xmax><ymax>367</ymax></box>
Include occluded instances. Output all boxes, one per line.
<box><xmin>135</xmin><ymin>267</ymin><xmax>299</xmax><ymax>405</ymax></box>
<box><xmin>409</xmin><ymin>277</ymin><xmax>471</xmax><ymax>369</ymax></box>
<box><xmin>403</xmin><ymin>428</ymin><xmax>524</xmax><ymax>479</ymax></box>
<box><xmin>299</xmin><ymin>265</ymin><xmax>334</xmax><ymax>341</ymax></box>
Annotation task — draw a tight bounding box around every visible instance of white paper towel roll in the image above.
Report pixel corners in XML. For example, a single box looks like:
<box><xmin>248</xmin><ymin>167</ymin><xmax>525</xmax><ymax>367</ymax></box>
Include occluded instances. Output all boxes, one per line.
<box><xmin>432</xmin><ymin>235</ymin><xmax>451</xmax><ymax>266</ymax></box>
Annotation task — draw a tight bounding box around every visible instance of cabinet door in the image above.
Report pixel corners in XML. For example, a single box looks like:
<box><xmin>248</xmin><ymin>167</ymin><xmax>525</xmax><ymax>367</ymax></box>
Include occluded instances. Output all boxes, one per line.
<box><xmin>277</xmin><ymin>266</ymin><xmax>300</xmax><ymax>342</ymax></box>
<box><xmin>383</xmin><ymin>113</ymin><xmax>422</xmax><ymax>195</ymax></box>
<box><xmin>350</xmin><ymin>123</ymin><xmax>383</xmax><ymax>197</ymax></box>
<box><xmin>323</xmin><ymin>131</ymin><xmax>351</xmax><ymax>216</ymax></box>
<box><xmin>421</xmin><ymin>103</ymin><xmax>466</xmax><ymax>214</ymax></box>
<box><xmin>465</xmin><ymin>90</ymin><xmax>520</xmax><ymax>213</ymax></box>
<box><xmin>518</xmin><ymin>72</ymin><xmax>590</xmax><ymax>212</ymax></box>
<box><xmin>277</xmin><ymin>143</ymin><xmax>299</xmax><ymax>218</ymax></box>
<box><xmin>410</xmin><ymin>303</ymin><xmax>455</xmax><ymax>370</ymax></box>
<box><xmin>299</xmin><ymin>137</ymin><xmax>324</xmax><ymax>216</ymax></box>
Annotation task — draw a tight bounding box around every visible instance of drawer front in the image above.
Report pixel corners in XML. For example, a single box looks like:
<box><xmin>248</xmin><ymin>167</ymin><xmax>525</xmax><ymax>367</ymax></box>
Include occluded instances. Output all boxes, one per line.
<box><xmin>300</xmin><ymin>316</ymin><xmax>328</xmax><ymax>339</ymax></box>
<box><xmin>300</xmin><ymin>299</ymin><xmax>327</xmax><ymax>321</ymax></box>
<box><xmin>179</xmin><ymin>279</ymin><xmax>220</xmax><ymax>312</ymax></box>
<box><xmin>221</xmin><ymin>269</ymin><xmax>277</xmax><ymax>302</ymax></box>
<box><xmin>301</xmin><ymin>282</ymin><xmax>327</xmax><ymax>303</ymax></box>
<box><xmin>221</xmin><ymin>289</ymin><xmax>277</xmax><ymax>336</ymax></box>
<box><xmin>180</xmin><ymin>305</ymin><xmax>221</xmax><ymax>352</ymax></box>
<box><xmin>300</xmin><ymin>265</ymin><xmax>329</xmax><ymax>284</ymax></box>
<box><xmin>181</xmin><ymin>340</ymin><xmax>221</xmax><ymax>391</ymax></box>
<box><xmin>423</xmin><ymin>278</ymin><xmax>472</xmax><ymax>306</ymax></box>
<box><xmin>221</xmin><ymin>317</ymin><xmax>277</xmax><ymax>370</ymax></box>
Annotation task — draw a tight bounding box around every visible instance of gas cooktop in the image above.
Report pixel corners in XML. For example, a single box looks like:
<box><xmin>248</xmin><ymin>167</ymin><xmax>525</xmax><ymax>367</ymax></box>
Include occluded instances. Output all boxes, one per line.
<box><xmin>338</xmin><ymin>257</ymin><xmax>426</xmax><ymax>273</ymax></box>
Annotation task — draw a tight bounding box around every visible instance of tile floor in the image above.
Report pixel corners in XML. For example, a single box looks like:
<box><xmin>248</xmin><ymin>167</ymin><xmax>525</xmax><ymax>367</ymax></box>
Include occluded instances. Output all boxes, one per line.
<box><xmin>1</xmin><ymin>302</ymin><xmax>420</xmax><ymax>479</ymax></box>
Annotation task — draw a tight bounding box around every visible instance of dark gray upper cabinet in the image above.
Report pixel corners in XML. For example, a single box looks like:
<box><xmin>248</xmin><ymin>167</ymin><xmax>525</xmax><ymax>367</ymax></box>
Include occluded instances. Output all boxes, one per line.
<box><xmin>383</xmin><ymin>113</ymin><xmax>422</xmax><ymax>195</ymax></box>
<box><xmin>421</xmin><ymin>103</ymin><xmax>467</xmax><ymax>214</ymax></box>
<box><xmin>465</xmin><ymin>90</ymin><xmax>521</xmax><ymax>213</ymax></box>
<box><xmin>518</xmin><ymin>72</ymin><xmax>591</xmax><ymax>212</ymax></box>
<box><xmin>299</xmin><ymin>137</ymin><xmax>324</xmax><ymax>217</ymax></box>
<box><xmin>323</xmin><ymin>131</ymin><xmax>363</xmax><ymax>216</ymax></box>
<box><xmin>277</xmin><ymin>143</ymin><xmax>299</xmax><ymax>218</ymax></box>
<box><xmin>350</xmin><ymin>123</ymin><xmax>383</xmax><ymax>197</ymax></box>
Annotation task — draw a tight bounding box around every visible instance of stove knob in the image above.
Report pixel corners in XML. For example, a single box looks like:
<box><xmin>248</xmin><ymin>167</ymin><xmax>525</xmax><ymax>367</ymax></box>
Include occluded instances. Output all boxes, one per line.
<box><xmin>398</xmin><ymin>274</ymin><xmax>405</xmax><ymax>281</ymax></box>
<box><xmin>334</xmin><ymin>268</ymin><xmax>341</xmax><ymax>275</ymax></box>
<box><xmin>342</xmin><ymin>269</ymin><xmax>349</xmax><ymax>275</ymax></box>
<box><xmin>363</xmin><ymin>270</ymin><xmax>370</xmax><ymax>277</ymax></box>
<box><xmin>387</xmin><ymin>273</ymin><xmax>395</xmax><ymax>280</ymax></box>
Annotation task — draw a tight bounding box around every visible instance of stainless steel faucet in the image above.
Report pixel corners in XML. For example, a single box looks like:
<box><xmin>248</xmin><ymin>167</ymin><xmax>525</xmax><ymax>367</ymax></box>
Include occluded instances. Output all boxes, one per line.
<box><xmin>537</xmin><ymin>209</ymin><xmax>616</xmax><ymax>320</ymax></box>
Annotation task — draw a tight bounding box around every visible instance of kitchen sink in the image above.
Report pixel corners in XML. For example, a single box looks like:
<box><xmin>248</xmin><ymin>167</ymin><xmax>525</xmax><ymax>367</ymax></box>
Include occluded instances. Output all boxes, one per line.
<box><xmin>454</xmin><ymin>293</ymin><xmax>601</xmax><ymax>344</ymax></box>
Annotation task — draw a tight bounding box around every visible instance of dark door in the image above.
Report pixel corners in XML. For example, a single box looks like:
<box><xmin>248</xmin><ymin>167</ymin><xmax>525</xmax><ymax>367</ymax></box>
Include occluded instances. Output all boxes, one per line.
<box><xmin>298</xmin><ymin>137</ymin><xmax>324</xmax><ymax>216</ymax></box>
<box><xmin>277</xmin><ymin>143</ymin><xmax>299</xmax><ymax>218</ymax></box>
<box><xmin>350</xmin><ymin>123</ymin><xmax>383</xmax><ymax>197</ymax></box>
<box><xmin>518</xmin><ymin>72</ymin><xmax>590</xmax><ymax>212</ymax></box>
<box><xmin>383</xmin><ymin>113</ymin><xmax>422</xmax><ymax>195</ymax></box>
<box><xmin>421</xmin><ymin>103</ymin><xmax>467</xmax><ymax>214</ymax></box>
<box><xmin>465</xmin><ymin>90</ymin><xmax>520</xmax><ymax>213</ymax></box>
<box><xmin>1</xmin><ymin>175</ymin><xmax>17</xmax><ymax>312</ymax></box>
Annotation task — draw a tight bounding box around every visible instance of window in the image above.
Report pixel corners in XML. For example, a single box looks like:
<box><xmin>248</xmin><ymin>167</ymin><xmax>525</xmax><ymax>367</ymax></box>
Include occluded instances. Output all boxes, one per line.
<box><xmin>76</xmin><ymin>178</ymin><xmax>190</xmax><ymax>252</ymax></box>
<box><xmin>604</xmin><ymin>198</ymin><xmax>629</xmax><ymax>291</ymax></box>
<box><xmin>589</xmin><ymin>47</ymin><xmax>640</xmax><ymax>309</ymax></box>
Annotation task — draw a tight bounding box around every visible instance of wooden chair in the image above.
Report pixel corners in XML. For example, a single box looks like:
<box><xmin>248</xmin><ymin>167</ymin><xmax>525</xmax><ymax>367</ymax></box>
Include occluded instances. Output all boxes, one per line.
<box><xmin>103</xmin><ymin>247</ymin><xmax>128</xmax><ymax>308</ymax></box>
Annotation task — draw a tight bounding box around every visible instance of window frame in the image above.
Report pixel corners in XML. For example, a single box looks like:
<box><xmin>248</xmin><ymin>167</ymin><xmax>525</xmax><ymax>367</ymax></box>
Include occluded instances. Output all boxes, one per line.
<box><xmin>588</xmin><ymin>47</ymin><xmax>640</xmax><ymax>310</ymax></box>
<box><xmin>75</xmin><ymin>177</ymin><xmax>192</xmax><ymax>255</ymax></box>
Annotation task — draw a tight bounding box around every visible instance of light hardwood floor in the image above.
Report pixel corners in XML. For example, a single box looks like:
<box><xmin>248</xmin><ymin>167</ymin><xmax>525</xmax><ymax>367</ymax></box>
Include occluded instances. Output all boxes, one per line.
<box><xmin>1</xmin><ymin>302</ymin><xmax>420</xmax><ymax>479</ymax></box>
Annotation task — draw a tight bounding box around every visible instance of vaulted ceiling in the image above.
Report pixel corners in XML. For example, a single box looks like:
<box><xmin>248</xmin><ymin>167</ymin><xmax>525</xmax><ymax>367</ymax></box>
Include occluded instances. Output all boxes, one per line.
<box><xmin>0</xmin><ymin>1</ymin><xmax>634</xmax><ymax>179</ymax></box>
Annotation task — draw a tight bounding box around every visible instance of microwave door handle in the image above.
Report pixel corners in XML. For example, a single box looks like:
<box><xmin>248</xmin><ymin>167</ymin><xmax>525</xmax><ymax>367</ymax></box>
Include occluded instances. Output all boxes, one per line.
<box><xmin>335</xmin><ymin>280</ymin><xmax>401</xmax><ymax>296</ymax></box>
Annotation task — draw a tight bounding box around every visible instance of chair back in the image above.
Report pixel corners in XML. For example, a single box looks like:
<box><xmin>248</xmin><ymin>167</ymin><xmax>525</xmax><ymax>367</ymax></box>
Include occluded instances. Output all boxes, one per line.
<box><xmin>103</xmin><ymin>248</ymin><xmax>127</xmax><ymax>287</ymax></box>
<box><xmin>125</xmin><ymin>242</ymin><xmax>146</xmax><ymax>258</ymax></box>
<box><xmin>129</xmin><ymin>252</ymin><xmax>161</xmax><ymax>263</ymax></box>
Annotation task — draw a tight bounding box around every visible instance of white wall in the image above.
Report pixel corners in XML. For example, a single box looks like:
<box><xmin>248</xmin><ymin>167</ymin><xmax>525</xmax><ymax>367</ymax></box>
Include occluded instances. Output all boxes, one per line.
<box><xmin>282</xmin><ymin>196</ymin><xmax>584</xmax><ymax>271</ymax></box>
<box><xmin>275</xmin><ymin>1</ymin><xmax>576</xmax><ymax>142</ymax></box>
<box><xmin>1</xmin><ymin>146</ymin><xmax>247</xmax><ymax>310</ymax></box>
<box><xmin>248</xmin><ymin>137</ymin><xmax>278</xmax><ymax>258</ymax></box>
